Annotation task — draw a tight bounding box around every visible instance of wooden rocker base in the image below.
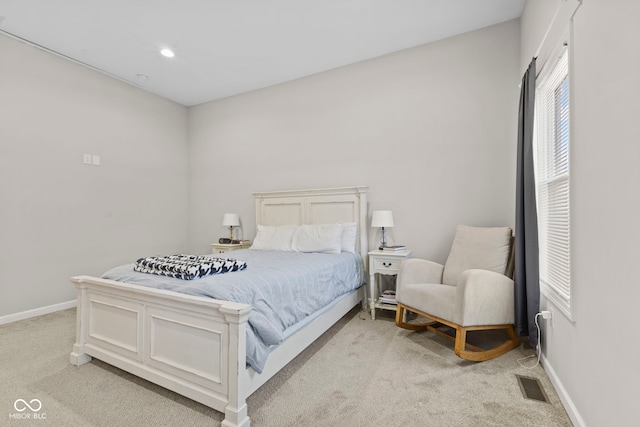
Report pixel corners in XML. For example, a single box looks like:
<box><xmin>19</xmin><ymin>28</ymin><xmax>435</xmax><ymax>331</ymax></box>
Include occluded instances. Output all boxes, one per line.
<box><xmin>395</xmin><ymin>303</ymin><xmax>520</xmax><ymax>362</ymax></box>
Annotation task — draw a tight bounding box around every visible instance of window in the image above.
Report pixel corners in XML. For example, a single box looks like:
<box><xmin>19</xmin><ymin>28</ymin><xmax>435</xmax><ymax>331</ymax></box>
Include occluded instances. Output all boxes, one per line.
<box><xmin>535</xmin><ymin>48</ymin><xmax>571</xmax><ymax>318</ymax></box>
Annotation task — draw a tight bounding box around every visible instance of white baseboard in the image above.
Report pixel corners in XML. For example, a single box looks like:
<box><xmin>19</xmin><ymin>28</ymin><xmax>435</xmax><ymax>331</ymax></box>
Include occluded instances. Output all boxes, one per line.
<box><xmin>0</xmin><ymin>300</ymin><xmax>77</xmax><ymax>326</ymax></box>
<box><xmin>541</xmin><ymin>353</ymin><xmax>585</xmax><ymax>427</ymax></box>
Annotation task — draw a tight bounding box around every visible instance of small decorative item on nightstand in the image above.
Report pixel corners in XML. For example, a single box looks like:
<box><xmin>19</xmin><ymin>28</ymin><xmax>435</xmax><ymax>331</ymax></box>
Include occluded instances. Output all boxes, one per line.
<box><xmin>382</xmin><ymin>245</ymin><xmax>405</xmax><ymax>251</ymax></box>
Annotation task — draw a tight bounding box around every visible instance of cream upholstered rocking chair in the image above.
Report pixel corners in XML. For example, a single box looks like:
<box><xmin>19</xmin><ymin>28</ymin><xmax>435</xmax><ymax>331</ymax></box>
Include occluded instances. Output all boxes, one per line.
<box><xmin>395</xmin><ymin>225</ymin><xmax>519</xmax><ymax>361</ymax></box>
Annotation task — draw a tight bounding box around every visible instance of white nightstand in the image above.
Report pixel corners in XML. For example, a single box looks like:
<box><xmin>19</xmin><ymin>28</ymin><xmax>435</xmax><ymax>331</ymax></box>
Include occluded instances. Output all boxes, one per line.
<box><xmin>368</xmin><ymin>249</ymin><xmax>412</xmax><ymax>320</ymax></box>
<box><xmin>211</xmin><ymin>242</ymin><xmax>251</xmax><ymax>254</ymax></box>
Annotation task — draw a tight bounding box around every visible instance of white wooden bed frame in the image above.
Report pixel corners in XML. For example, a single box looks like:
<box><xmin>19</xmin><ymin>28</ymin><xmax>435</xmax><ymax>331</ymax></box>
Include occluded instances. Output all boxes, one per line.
<box><xmin>70</xmin><ymin>186</ymin><xmax>368</xmax><ymax>427</ymax></box>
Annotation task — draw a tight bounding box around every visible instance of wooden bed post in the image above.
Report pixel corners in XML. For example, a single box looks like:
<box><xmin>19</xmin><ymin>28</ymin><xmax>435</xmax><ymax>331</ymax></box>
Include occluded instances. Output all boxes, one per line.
<box><xmin>221</xmin><ymin>305</ymin><xmax>252</xmax><ymax>427</ymax></box>
<box><xmin>69</xmin><ymin>279</ymin><xmax>92</xmax><ymax>366</ymax></box>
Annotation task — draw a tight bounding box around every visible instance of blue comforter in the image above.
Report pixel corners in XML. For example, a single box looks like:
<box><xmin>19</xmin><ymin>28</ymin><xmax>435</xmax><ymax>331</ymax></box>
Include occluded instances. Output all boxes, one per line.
<box><xmin>101</xmin><ymin>250</ymin><xmax>365</xmax><ymax>373</ymax></box>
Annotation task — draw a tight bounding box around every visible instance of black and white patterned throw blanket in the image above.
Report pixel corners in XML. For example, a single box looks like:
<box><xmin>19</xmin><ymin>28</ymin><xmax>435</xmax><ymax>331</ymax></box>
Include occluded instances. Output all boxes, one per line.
<box><xmin>133</xmin><ymin>254</ymin><xmax>247</xmax><ymax>280</ymax></box>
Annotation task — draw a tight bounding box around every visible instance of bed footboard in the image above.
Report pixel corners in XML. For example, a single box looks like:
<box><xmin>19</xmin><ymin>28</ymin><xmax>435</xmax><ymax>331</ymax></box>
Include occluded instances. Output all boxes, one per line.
<box><xmin>70</xmin><ymin>275</ymin><xmax>252</xmax><ymax>427</ymax></box>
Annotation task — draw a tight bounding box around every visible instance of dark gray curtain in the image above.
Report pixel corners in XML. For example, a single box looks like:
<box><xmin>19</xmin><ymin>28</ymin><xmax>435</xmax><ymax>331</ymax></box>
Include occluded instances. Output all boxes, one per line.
<box><xmin>515</xmin><ymin>58</ymin><xmax>540</xmax><ymax>349</ymax></box>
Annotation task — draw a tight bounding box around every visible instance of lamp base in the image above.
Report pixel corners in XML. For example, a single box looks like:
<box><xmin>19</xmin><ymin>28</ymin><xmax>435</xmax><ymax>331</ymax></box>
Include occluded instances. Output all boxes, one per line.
<box><xmin>379</xmin><ymin>227</ymin><xmax>388</xmax><ymax>250</ymax></box>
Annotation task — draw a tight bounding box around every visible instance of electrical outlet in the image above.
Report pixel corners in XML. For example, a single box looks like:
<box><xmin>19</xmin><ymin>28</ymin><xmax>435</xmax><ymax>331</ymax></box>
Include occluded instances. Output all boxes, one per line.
<box><xmin>83</xmin><ymin>154</ymin><xmax>92</xmax><ymax>165</ymax></box>
<box><xmin>92</xmin><ymin>155</ymin><xmax>101</xmax><ymax>165</ymax></box>
<box><xmin>539</xmin><ymin>310</ymin><xmax>554</xmax><ymax>328</ymax></box>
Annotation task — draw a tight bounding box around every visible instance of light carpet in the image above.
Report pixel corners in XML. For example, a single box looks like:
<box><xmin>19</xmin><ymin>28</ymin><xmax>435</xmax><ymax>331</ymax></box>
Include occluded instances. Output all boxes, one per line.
<box><xmin>0</xmin><ymin>308</ymin><xmax>572</xmax><ymax>426</ymax></box>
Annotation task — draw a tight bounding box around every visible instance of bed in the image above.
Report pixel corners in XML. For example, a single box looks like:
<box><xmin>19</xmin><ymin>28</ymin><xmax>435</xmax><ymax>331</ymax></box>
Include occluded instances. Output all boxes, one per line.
<box><xmin>69</xmin><ymin>186</ymin><xmax>368</xmax><ymax>427</ymax></box>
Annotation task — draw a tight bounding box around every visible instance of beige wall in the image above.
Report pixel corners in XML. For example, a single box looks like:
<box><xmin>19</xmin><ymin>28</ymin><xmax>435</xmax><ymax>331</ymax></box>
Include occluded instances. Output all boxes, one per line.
<box><xmin>521</xmin><ymin>1</ymin><xmax>640</xmax><ymax>425</ymax></box>
<box><xmin>188</xmin><ymin>19</ymin><xmax>521</xmax><ymax>261</ymax></box>
<box><xmin>1</xmin><ymin>18</ymin><xmax>522</xmax><ymax>331</ymax></box>
<box><xmin>1</xmin><ymin>19</ymin><xmax>520</xmax><ymax>319</ymax></box>
<box><xmin>0</xmin><ymin>35</ymin><xmax>190</xmax><ymax>317</ymax></box>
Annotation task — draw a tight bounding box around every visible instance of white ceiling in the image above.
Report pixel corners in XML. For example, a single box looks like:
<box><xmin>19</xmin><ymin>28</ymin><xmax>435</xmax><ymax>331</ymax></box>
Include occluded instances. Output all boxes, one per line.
<box><xmin>0</xmin><ymin>0</ymin><xmax>525</xmax><ymax>106</ymax></box>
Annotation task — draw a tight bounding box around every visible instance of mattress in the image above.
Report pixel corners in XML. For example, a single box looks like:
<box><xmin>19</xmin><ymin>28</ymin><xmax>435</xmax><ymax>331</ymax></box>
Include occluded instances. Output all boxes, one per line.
<box><xmin>102</xmin><ymin>249</ymin><xmax>365</xmax><ymax>373</ymax></box>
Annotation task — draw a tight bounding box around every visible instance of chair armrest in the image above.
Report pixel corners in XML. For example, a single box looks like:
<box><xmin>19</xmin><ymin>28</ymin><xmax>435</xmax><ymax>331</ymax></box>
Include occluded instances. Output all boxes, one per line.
<box><xmin>396</xmin><ymin>259</ymin><xmax>444</xmax><ymax>296</ymax></box>
<box><xmin>453</xmin><ymin>269</ymin><xmax>515</xmax><ymax>326</ymax></box>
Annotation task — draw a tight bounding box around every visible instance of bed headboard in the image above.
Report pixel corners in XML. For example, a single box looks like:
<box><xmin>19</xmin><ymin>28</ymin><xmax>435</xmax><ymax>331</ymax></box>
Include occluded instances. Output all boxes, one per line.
<box><xmin>253</xmin><ymin>186</ymin><xmax>369</xmax><ymax>257</ymax></box>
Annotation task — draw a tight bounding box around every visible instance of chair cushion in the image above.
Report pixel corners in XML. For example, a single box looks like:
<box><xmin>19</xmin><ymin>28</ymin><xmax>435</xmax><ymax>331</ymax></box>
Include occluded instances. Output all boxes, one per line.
<box><xmin>442</xmin><ymin>225</ymin><xmax>512</xmax><ymax>286</ymax></box>
<box><xmin>397</xmin><ymin>283</ymin><xmax>456</xmax><ymax>321</ymax></box>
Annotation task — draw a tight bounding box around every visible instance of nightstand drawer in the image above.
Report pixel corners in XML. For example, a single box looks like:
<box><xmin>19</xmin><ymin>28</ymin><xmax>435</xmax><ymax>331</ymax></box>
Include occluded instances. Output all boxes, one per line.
<box><xmin>372</xmin><ymin>258</ymin><xmax>402</xmax><ymax>272</ymax></box>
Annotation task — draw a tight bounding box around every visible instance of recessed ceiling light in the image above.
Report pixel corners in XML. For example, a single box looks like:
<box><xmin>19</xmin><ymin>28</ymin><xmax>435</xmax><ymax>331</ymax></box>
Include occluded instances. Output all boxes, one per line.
<box><xmin>160</xmin><ymin>48</ymin><xmax>175</xmax><ymax>58</ymax></box>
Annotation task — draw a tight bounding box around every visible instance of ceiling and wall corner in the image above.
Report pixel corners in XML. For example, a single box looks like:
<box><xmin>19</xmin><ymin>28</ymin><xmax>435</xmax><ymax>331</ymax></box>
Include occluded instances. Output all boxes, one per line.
<box><xmin>0</xmin><ymin>0</ymin><xmax>525</xmax><ymax>106</ymax></box>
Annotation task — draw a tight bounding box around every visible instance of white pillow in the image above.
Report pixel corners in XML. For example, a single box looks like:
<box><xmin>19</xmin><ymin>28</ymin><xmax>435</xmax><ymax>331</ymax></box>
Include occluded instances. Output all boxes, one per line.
<box><xmin>291</xmin><ymin>223</ymin><xmax>344</xmax><ymax>254</ymax></box>
<box><xmin>251</xmin><ymin>224</ymin><xmax>298</xmax><ymax>251</ymax></box>
<box><xmin>341</xmin><ymin>222</ymin><xmax>357</xmax><ymax>253</ymax></box>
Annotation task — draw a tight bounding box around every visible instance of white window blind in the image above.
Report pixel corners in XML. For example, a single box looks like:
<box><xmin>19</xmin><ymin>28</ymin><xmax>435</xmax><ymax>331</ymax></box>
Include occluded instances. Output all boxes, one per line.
<box><xmin>535</xmin><ymin>49</ymin><xmax>571</xmax><ymax>318</ymax></box>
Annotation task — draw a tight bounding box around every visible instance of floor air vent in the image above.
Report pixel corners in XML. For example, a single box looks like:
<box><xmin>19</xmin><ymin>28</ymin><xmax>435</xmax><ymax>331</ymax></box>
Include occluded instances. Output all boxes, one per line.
<box><xmin>516</xmin><ymin>375</ymin><xmax>549</xmax><ymax>403</ymax></box>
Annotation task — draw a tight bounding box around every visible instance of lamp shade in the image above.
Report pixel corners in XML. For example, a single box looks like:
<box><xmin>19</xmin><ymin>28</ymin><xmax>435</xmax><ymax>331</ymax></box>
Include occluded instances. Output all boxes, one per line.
<box><xmin>371</xmin><ymin>210</ymin><xmax>394</xmax><ymax>228</ymax></box>
<box><xmin>222</xmin><ymin>213</ymin><xmax>240</xmax><ymax>227</ymax></box>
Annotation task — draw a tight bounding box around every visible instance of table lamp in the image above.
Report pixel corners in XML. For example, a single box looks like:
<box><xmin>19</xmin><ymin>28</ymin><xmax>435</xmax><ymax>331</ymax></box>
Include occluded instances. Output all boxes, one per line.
<box><xmin>222</xmin><ymin>213</ymin><xmax>240</xmax><ymax>240</ymax></box>
<box><xmin>371</xmin><ymin>210</ymin><xmax>394</xmax><ymax>250</ymax></box>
